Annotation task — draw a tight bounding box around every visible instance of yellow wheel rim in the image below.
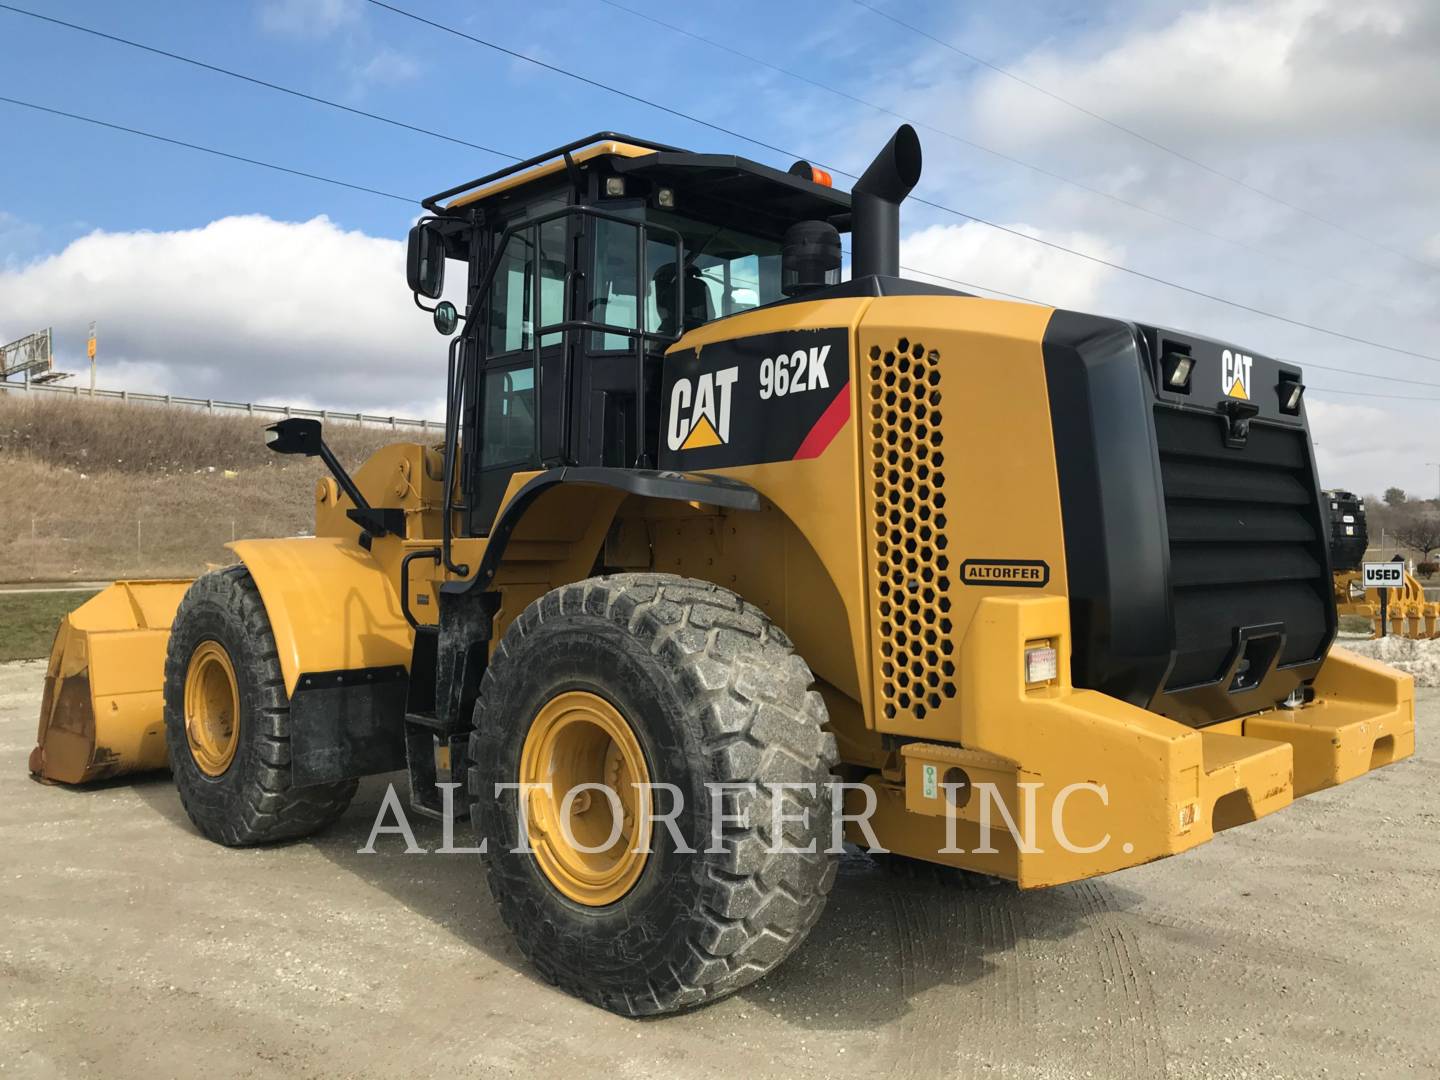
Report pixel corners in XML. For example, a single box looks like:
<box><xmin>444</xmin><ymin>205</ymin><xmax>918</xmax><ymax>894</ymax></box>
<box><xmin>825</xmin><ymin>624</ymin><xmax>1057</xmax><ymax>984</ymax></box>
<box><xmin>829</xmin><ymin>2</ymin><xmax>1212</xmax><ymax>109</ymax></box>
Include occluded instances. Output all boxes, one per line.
<box><xmin>519</xmin><ymin>691</ymin><xmax>653</xmax><ymax>907</ymax></box>
<box><xmin>184</xmin><ymin>640</ymin><xmax>241</xmax><ymax>777</ymax></box>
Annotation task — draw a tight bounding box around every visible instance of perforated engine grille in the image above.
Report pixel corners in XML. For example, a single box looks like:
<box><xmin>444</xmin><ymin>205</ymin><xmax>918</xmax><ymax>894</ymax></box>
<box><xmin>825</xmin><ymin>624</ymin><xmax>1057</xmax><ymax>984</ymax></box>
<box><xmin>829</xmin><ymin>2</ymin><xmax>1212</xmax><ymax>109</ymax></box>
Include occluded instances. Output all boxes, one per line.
<box><xmin>865</xmin><ymin>337</ymin><xmax>957</xmax><ymax>721</ymax></box>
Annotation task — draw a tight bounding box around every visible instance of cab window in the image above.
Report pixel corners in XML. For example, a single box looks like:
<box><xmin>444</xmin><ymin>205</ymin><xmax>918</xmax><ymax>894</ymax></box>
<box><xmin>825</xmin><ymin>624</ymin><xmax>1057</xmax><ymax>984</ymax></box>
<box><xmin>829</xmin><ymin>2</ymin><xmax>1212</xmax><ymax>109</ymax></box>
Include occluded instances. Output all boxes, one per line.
<box><xmin>479</xmin><ymin>366</ymin><xmax>536</xmax><ymax>467</ymax></box>
<box><xmin>589</xmin><ymin>211</ymin><xmax>783</xmax><ymax>351</ymax></box>
<box><xmin>486</xmin><ymin>215</ymin><xmax>567</xmax><ymax>356</ymax></box>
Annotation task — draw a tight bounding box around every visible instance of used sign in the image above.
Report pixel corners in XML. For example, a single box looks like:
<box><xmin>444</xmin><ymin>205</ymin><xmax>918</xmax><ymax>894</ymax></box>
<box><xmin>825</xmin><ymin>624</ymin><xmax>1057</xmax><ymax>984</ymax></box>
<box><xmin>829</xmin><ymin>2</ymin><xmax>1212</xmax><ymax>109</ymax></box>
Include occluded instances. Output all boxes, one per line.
<box><xmin>1363</xmin><ymin>562</ymin><xmax>1404</xmax><ymax>589</ymax></box>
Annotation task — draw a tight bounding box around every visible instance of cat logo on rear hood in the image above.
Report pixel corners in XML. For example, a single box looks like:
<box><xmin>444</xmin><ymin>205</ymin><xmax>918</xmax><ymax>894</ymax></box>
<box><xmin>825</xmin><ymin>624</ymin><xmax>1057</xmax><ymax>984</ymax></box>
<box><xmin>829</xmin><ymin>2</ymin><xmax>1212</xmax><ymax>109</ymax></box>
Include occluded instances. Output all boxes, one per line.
<box><xmin>1222</xmin><ymin>348</ymin><xmax>1253</xmax><ymax>400</ymax></box>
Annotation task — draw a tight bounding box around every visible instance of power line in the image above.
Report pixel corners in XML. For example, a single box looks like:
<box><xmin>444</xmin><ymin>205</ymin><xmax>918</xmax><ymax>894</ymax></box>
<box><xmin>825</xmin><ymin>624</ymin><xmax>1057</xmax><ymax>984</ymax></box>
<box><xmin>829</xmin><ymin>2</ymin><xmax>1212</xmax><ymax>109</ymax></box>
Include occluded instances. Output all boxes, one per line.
<box><xmin>0</xmin><ymin>96</ymin><xmax>417</xmax><ymax>203</ymax></box>
<box><xmin>364</xmin><ymin>0</ymin><xmax>802</xmax><ymax>162</ymax></box>
<box><xmin>3</xmin><ymin>0</ymin><xmax>1048</xmax><ymax>309</ymax></box>
<box><xmin>5</xmin><ymin>93</ymin><xmax>1432</xmax><ymax>399</ymax></box>
<box><xmin>1304</xmin><ymin>363</ymin><xmax>1440</xmax><ymax>391</ymax></box>
<box><xmin>920</xmin><ymin>190</ymin><xmax>1440</xmax><ymax>365</ymax></box>
<box><xmin>365</xmin><ymin>0</ymin><xmax>1440</xmax><ymax>365</ymax></box>
<box><xmin>596</xmin><ymin>0</ymin><xmax>1371</xmax><ymax>296</ymax></box>
<box><xmin>0</xmin><ymin>2</ymin><xmax>520</xmax><ymax>162</ymax></box>
<box><xmin>2</xmin><ymin>0</ymin><xmax>1429</xmax><ymax>369</ymax></box>
<box><xmin>848</xmin><ymin>0</ymin><xmax>1440</xmax><ymax>275</ymax></box>
<box><xmin>3</xmin><ymin>80</ymin><xmax>1432</xmax><ymax>388</ymax></box>
<box><xmin>896</xmin><ymin>262</ymin><xmax>1046</xmax><ymax>305</ymax></box>
<box><xmin>1309</xmin><ymin>387</ymin><xmax>1440</xmax><ymax>402</ymax></box>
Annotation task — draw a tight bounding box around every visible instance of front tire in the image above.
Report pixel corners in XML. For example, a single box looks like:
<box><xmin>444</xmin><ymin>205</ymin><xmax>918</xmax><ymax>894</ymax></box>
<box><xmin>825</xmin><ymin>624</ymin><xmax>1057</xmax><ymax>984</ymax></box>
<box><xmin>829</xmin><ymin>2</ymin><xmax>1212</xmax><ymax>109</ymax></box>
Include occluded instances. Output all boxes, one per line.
<box><xmin>163</xmin><ymin>566</ymin><xmax>357</xmax><ymax>846</ymax></box>
<box><xmin>470</xmin><ymin>574</ymin><xmax>839</xmax><ymax>1016</ymax></box>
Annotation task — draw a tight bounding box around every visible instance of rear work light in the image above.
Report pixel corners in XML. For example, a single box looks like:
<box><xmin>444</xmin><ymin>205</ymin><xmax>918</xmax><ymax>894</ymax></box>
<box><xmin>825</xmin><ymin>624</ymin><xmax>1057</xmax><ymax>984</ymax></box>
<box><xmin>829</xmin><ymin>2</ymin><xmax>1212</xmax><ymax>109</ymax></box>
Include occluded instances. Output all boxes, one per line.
<box><xmin>1162</xmin><ymin>351</ymin><xmax>1194</xmax><ymax>391</ymax></box>
<box><xmin>1024</xmin><ymin>644</ymin><xmax>1059</xmax><ymax>685</ymax></box>
<box><xmin>1278</xmin><ymin>376</ymin><xmax>1305</xmax><ymax>414</ymax></box>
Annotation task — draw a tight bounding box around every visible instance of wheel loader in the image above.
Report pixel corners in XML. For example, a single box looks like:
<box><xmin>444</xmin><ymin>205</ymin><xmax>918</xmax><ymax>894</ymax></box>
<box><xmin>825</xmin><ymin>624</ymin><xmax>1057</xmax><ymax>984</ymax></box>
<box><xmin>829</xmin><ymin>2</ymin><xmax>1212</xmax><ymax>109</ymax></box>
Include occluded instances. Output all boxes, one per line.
<box><xmin>31</xmin><ymin>125</ymin><xmax>1415</xmax><ymax>1016</ymax></box>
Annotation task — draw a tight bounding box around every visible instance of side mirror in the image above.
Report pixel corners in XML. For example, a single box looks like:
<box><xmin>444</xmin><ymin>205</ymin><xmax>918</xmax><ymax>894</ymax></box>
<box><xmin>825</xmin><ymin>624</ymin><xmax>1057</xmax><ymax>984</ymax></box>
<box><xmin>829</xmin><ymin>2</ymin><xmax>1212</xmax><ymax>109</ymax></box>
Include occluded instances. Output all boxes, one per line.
<box><xmin>433</xmin><ymin>300</ymin><xmax>459</xmax><ymax>336</ymax></box>
<box><xmin>265</xmin><ymin>417</ymin><xmax>323</xmax><ymax>456</ymax></box>
<box><xmin>406</xmin><ymin>222</ymin><xmax>446</xmax><ymax>300</ymax></box>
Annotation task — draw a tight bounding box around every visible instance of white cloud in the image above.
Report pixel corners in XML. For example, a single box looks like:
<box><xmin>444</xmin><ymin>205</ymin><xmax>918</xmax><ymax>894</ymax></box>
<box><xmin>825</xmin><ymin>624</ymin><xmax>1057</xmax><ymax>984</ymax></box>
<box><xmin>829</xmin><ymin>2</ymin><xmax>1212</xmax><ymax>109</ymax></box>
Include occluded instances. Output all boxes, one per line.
<box><xmin>901</xmin><ymin>220</ymin><xmax>1119</xmax><ymax>310</ymax></box>
<box><xmin>357</xmin><ymin>46</ymin><xmax>420</xmax><ymax>86</ymax></box>
<box><xmin>0</xmin><ymin>215</ymin><xmax>451</xmax><ymax>420</ymax></box>
<box><xmin>849</xmin><ymin>0</ymin><xmax>1440</xmax><ymax>498</ymax></box>
<box><xmin>1307</xmin><ymin>398</ymin><xmax>1431</xmax><ymax>496</ymax></box>
<box><xmin>969</xmin><ymin>0</ymin><xmax>1440</xmax><ymax>149</ymax></box>
<box><xmin>258</xmin><ymin>0</ymin><xmax>358</xmax><ymax>38</ymax></box>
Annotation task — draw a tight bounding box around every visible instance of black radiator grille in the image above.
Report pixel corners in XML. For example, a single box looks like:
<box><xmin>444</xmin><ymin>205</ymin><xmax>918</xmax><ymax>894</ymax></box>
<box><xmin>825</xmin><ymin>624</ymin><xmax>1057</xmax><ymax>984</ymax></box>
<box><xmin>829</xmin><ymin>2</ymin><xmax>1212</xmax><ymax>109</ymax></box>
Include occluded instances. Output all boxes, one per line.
<box><xmin>1153</xmin><ymin>406</ymin><xmax>1330</xmax><ymax>690</ymax></box>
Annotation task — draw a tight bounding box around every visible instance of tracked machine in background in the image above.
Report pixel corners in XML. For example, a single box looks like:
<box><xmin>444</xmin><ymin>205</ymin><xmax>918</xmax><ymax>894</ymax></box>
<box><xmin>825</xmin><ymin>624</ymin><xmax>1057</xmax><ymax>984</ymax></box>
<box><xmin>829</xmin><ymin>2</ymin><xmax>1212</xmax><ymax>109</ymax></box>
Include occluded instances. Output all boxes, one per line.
<box><xmin>1326</xmin><ymin>490</ymin><xmax>1440</xmax><ymax>638</ymax></box>
<box><xmin>1325</xmin><ymin>489</ymin><xmax>1368</xmax><ymax>574</ymax></box>
<box><xmin>32</xmin><ymin>127</ymin><xmax>1415</xmax><ymax>1016</ymax></box>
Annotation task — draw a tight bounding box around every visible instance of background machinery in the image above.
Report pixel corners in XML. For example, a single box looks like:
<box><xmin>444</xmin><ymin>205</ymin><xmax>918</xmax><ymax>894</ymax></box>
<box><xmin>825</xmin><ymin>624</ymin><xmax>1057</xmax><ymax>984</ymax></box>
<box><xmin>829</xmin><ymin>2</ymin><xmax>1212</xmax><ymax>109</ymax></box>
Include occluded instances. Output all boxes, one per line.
<box><xmin>32</xmin><ymin>126</ymin><xmax>1415</xmax><ymax>1016</ymax></box>
<box><xmin>1326</xmin><ymin>490</ymin><xmax>1440</xmax><ymax>638</ymax></box>
<box><xmin>1325</xmin><ymin>489</ymin><xmax>1368</xmax><ymax>574</ymax></box>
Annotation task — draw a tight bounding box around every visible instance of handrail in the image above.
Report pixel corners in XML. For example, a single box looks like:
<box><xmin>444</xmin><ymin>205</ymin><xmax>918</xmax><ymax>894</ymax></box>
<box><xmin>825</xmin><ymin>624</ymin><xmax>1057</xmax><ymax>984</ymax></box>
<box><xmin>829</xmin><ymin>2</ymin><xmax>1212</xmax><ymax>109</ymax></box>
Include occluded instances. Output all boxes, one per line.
<box><xmin>0</xmin><ymin>380</ymin><xmax>440</xmax><ymax>431</ymax></box>
<box><xmin>400</xmin><ymin>547</ymin><xmax>443</xmax><ymax>631</ymax></box>
<box><xmin>440</xmin><ymin>335</ymin><xmax>467</xmax><ymax>577</ymax></box>
<box><xmin>421</xmin><ymin>131</ymin><xmax>687</xmax><ymax>213</ymax></box>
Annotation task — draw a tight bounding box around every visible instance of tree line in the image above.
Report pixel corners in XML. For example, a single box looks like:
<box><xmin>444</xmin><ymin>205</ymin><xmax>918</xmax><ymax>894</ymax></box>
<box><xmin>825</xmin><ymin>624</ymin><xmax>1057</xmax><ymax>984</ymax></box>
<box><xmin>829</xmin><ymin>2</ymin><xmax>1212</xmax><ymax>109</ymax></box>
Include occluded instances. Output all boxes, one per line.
<box><xmin>1371</xmin><ymin>488</ymin><xmax>1440</xmax><ymax>571</ymax></box>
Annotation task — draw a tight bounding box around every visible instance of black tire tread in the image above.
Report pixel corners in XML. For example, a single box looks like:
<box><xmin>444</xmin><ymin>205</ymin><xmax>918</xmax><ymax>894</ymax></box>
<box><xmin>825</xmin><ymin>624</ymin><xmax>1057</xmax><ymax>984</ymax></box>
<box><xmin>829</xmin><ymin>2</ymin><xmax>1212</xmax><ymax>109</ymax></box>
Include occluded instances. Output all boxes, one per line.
<box><xmin>163</xmin><ymin>565</ymin><xmax>356</xmax><ymax>847</ymax></box>
<box><xmin>469</xmin><ymin>572</ymin><xmax>839</xmax><ymax>1016</ymax></box>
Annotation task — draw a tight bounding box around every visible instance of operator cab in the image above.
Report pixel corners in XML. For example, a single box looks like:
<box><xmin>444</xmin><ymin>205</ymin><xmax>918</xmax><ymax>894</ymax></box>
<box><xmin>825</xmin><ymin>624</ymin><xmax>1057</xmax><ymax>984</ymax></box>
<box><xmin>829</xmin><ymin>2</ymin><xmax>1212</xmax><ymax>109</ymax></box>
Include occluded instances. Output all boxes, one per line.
<box><xmin>406</xmin><ymin>134</ymin><xmax>851</xmax><ymax>533</ymax></box>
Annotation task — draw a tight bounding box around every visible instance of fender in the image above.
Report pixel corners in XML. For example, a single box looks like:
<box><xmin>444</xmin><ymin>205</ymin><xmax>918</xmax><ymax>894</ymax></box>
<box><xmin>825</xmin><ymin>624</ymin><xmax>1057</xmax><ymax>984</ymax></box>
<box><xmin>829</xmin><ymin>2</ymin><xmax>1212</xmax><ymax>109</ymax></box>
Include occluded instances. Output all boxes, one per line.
<box><xmin>228</xmin><ymin>536</ymin><xmax>412</xmax><ymax>697</ymax></box>
<box><xmin>425</xmin><ymin>468</ymin><xmax>764</xmax><ymax>734</ymax></box>
<box><xmin>458</xmin><ymin>466</ymin><xmax>765</xmax><ymax>594</ymax></box>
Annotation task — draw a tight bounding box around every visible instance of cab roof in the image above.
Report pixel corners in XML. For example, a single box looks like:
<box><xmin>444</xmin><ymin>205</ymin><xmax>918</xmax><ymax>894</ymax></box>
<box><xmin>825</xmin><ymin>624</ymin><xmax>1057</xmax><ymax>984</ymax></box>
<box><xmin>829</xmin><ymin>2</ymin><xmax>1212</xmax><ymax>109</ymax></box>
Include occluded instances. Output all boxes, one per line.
<box><xmin>422</xmin><ymin>131</ymin><xmax>852</xmax><ymax>235</ymax></box>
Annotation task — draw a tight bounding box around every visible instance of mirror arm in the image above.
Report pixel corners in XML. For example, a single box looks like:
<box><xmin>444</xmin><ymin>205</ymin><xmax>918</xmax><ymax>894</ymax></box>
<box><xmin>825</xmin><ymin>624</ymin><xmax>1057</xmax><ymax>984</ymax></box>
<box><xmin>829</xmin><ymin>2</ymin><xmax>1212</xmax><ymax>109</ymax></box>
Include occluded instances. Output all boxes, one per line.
<box><xmin>315</xmin><ymin>438</ymin><xmax>400</xmax><ymax>540</ymax></box>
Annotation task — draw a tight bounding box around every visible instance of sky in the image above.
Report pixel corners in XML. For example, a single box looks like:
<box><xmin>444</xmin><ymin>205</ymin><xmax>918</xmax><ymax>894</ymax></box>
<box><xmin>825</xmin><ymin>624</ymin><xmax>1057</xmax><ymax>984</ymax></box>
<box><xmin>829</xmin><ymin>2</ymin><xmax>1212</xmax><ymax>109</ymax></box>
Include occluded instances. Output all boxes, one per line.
<box><xmin>2</xmin><ymin>0</ymin><xmax>1439</xmax><ymax>495</ymax></box>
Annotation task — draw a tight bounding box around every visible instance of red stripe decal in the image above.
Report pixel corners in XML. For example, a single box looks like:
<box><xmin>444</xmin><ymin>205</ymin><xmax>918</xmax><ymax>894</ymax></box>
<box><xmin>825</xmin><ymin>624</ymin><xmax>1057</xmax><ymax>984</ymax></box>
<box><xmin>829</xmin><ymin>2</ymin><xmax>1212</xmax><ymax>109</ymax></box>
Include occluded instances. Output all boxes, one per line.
<box><xmin>793</xmin><ymin>382</ymin><xmax>852</xmax><ymax>460</ymax></box>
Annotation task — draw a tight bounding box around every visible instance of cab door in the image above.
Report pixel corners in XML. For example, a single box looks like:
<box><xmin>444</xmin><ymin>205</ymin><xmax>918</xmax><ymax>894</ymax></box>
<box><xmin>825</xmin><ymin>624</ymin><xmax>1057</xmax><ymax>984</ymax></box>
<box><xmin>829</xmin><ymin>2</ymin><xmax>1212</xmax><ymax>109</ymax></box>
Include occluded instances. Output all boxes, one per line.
<box><xmin>468</xmin><ymin>214</ymin><xmax>568</xmax><ymax>533</ymax></box>
<box><xmin>573</xmin><ymin>212</ymin><xmax>683</xmax><ymax>468</ymax></box>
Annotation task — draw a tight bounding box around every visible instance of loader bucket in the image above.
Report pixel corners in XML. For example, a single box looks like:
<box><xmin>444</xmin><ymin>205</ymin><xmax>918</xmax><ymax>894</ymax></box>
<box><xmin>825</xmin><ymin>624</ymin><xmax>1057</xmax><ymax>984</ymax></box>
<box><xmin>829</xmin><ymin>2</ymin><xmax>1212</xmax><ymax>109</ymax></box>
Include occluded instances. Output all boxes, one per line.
<box><xmin>29</xmin><ymin>580</ymin><xmax>193</xmax><ymax>785</ymax></box>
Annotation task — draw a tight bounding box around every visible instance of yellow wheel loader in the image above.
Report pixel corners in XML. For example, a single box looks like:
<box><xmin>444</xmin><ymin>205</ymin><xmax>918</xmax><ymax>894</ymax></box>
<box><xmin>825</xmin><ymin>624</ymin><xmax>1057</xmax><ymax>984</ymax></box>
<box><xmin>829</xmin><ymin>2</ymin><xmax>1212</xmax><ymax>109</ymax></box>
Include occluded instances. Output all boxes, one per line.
<box><xmin>32</xmin><ymin>126</ymin><xmax>1415</xmax><ymax>1016</ymax></box>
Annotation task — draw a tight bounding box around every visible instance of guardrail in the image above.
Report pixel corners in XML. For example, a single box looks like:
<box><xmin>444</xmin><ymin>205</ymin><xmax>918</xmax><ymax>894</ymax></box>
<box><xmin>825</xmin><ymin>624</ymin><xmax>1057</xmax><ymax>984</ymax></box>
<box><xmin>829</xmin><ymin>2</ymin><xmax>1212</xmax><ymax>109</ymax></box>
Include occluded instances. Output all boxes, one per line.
<box><xmin>0</xmin><ymin>378</ymin><xmax>439</xmax><ymax>431</ymax></box>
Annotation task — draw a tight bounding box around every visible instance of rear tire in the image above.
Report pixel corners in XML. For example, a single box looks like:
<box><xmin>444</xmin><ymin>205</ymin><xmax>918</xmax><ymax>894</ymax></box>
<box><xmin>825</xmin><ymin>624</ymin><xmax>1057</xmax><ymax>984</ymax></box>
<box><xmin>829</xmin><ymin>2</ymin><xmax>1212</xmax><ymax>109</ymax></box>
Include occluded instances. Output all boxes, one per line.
<box><xmin>163</xmin><ymin>566</ymin><xmax>357</xmax><ymax>846</ymax></box>
<box><xmin>470</xmin><ymin>573</ymin><xmax>839</xmax><ymax>1016</ymax></box>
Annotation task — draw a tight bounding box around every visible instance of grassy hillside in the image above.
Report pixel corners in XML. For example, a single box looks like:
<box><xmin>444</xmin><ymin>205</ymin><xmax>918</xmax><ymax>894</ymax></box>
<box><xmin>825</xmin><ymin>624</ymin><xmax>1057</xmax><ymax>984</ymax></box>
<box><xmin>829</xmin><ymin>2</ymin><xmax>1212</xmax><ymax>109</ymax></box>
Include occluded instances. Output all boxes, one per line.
<box><xmin>0</xmin><ymin>590</ymin><xmax>100</xmax><ymax>661</ymax></box>
<box><xmin>0</xmin><ymin>394</ymin><xmax>412</xmax><ymax>582</ymax></box>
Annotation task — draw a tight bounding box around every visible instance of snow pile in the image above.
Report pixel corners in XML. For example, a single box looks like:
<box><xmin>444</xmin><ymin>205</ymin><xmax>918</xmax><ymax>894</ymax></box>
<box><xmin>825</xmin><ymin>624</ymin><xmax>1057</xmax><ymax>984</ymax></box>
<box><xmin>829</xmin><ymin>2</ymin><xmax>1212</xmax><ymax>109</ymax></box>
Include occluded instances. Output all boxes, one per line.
<box><xmin>1337</xmin><ymin>635</ymin><xmax>1440</xmax><ymax>687</ymax></box>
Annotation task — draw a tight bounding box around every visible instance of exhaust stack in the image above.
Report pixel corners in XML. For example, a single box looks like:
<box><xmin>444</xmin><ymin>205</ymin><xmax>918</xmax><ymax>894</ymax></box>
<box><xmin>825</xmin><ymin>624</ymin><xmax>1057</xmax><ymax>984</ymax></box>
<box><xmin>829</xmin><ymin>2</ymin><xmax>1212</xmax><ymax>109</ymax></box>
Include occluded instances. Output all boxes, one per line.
<box><xmin>850</xmin><ymin>125</ymin><xmax>923</xmax><ymax>279</ymax></box>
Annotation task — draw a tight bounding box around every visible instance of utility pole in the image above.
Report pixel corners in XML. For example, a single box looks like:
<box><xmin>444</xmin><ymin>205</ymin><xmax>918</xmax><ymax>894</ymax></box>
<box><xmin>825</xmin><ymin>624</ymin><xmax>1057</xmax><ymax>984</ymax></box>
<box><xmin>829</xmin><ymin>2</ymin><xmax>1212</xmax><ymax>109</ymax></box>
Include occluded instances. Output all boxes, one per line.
<box><xmin>87</xmin><ymin>322</ymin><xmax>97</xmax><ymax>392</ymax></box>
<box><xmin>1428</xmin><ymin>461</ymin><xmax>1440</xmax><ymax>503</ymax></box>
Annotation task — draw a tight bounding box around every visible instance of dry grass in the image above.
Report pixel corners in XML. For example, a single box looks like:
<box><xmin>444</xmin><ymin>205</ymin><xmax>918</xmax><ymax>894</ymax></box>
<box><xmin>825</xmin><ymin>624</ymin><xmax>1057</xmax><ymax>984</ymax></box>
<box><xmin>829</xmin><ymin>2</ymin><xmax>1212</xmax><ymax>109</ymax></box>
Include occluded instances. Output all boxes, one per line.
<box><xmin>0</xmin><ymin>395</ymin><xmax>409</xmax><ymax>582</ymax></box>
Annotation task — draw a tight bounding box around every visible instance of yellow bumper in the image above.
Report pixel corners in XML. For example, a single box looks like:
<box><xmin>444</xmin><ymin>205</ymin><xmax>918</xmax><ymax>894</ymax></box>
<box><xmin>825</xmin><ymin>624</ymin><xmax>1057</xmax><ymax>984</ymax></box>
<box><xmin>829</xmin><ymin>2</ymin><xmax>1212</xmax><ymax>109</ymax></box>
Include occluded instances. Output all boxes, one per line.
<box><xmin>1247</xmin><ymin>646</ymin><xmax>1414</xmax><ymax>792</ymax></box>
<box><xmin>850</xmin><ymin>601</ymin><xmax>1415</xmax><ymax>888</ymax></box>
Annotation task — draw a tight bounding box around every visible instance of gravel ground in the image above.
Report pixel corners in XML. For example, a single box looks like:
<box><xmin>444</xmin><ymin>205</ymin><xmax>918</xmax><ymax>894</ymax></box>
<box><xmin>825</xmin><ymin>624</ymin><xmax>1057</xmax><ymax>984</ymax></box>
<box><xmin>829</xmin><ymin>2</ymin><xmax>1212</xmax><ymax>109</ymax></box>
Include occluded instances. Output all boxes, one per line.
<box><xmin>2</xmin><ymin>659</ymin><xmax>1436</xmax><ymax>1079</ymax></box>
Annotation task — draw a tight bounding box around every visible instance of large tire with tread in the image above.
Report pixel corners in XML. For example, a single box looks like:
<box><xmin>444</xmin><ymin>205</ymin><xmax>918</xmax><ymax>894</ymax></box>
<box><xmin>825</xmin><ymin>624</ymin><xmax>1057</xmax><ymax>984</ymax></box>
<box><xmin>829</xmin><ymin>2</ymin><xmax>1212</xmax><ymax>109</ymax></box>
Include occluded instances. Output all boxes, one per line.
<box><xmin>470</xmin><ymin>573</ymin><xmax>839</xmax><ymax>1016</ymax></box>
<box><xmin>163</xmin><ymin>566</ymin><xmax>357</xmax><ymax>846</ymax></box>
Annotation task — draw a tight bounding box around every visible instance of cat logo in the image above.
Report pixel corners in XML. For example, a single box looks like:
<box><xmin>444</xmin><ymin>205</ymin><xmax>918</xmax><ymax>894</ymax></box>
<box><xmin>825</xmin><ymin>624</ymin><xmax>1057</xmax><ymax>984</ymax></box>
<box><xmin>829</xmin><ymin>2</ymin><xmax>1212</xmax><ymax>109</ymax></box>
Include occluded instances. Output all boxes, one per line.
<box><xmin>1222</xmin><ymin>348</ymin><xmax>1253</xmax><ymax>401</ymax></box>
<box><xmin>667</xmin><ymin>366</ymin><xmax>740</xmax><ymax>451</ymax></box>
